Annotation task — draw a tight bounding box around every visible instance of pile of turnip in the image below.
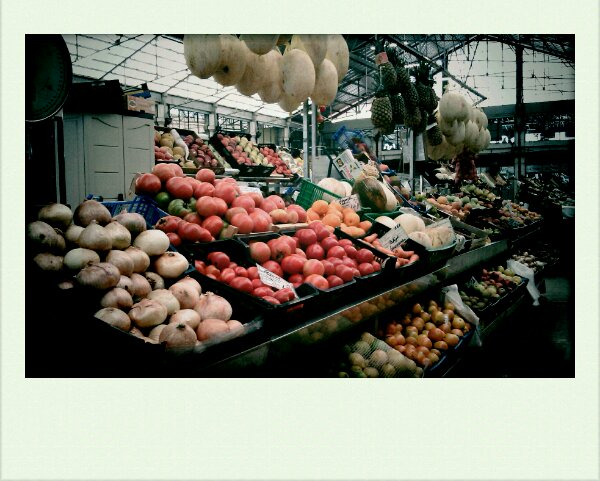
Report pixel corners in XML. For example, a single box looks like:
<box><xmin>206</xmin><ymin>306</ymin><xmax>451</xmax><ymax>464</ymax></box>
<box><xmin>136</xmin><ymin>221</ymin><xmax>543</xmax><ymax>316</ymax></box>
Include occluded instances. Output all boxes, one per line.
<box><xmin>27</xmin><ymin>199</ymin><xmax>244</xmax><ymax>351</ymax></box>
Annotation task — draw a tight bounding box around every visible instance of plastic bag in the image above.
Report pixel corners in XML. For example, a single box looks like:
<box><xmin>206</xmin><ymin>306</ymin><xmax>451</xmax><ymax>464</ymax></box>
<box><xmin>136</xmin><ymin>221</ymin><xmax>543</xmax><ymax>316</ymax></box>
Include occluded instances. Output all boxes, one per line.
<box><xmin>507</xmin><ymin>259</ymin><xmax>540</xmax><ymax>306</ymax></box>
<box><xmin>442</xmin><ymin>284</ymin><xmax>482</xmax><ymax>347</ymax></box>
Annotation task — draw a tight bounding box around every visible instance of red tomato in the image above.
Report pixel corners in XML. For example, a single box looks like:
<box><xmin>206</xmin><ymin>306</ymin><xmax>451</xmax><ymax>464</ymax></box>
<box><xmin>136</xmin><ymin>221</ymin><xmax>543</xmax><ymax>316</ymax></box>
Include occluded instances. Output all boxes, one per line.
<box><xmin>357</xmin><ymin>262</ymin><xmax>375</xmax><ymax>276</ymax></box>
<box><xmin>205</xmin><ymin>265</ymin><xmax>221</xmax><ymax>278</ymax></box>
<box><xmin>253</xmin><ymin>286</ymin><xmax>275</xmax><ymax>298</ymax></box>
<box><xmin>234</xmin><ymin>266</ymin><xmax>248</xmax><ymax>278</ymax></box>
<box><xmin>230</xmin><ymin>277</ymin><xmax>253</xmax><ymax>294</ymax></box>
<box><xmin>134</xmin><ymin>173</ymin><xmax>162</xmax><ymax>196</ymax></box>
<box><xmin>195</xmin><ymin>168</ymin><xmax>216</xmax><ymax>184</ymax></box>
<box><xmin>321</xmin><ymin>259</ymin><xmax>335</xmax><ymax>277</ymax></box>
<box><xmin>261</xmin><ymin>260</ymin><xmax>284</xmax><ymax>278</ymax></box>
<box><xmin>326</xmin><ymin>275</ymin><xmax>344</xmax><ymax>288</ymax></box>
<box><xmin>320</xmin><ymin>237</ymin><xmax>339</xmax><ymax>252</ymax></box>
<box><xmin>220</xmin><ymin>268</ymin><xmax>236</xmax><ymax>284</ymax></box>
<box><xmin>281</xmin><ymin>254</ymin><xmax>305</xmax><ymax>275</ymax></box>
<box><xmin>166</xmin><ymin>232</ymin><xmax>181</xmax><ymax>247</ymax></box>
<box><xmin>231</xmin><ymin>195</ymin><xmax>256</xmax><ymax>214</ymax></box>
<box><xmin>194</xmin><ymin>260</ymin><xmax>206</xmax><ymax>274</ymax></box>
<box><xmin>304</xmin><ymin>274</ymin><xmax>329</xmax><ymax>290</ymax></box>
<box><xmin>212</xmin><ymin>197</ymin><xmax>228</xmax><ymax>217</ymax></box>
<box><xmin>335</xmin><ymin>264</ymin><xmax>354</xmax><ymax>283</ymax></box>
<box><xmin>251</xmin><ymin>278</ymin><xmax>264</xmax><ymax>289</ymax></box>
<box><xmin>207</xmin><ymin>252</ymin><xmax>230</xmax><ymax>270</ymax></box>
<box><xmin>247</xmin><ymin>266</ymin><xmax>259</xmax><ymax>280</ymax></box>
<box><xmin>152</xmin><ymin>163</ymin><xmax>177</xmax><ymax>183</ymax></box>
<box><xmin>230</xmin><ymin>213</ymin><xmax>254</xmax><ymax>234</ymax></box>
<box><xmin>273</xmin><ymin>287</ymin><xmax>295</xmax><ymax>303</ymax></box>
<box><xmin>183</xmin><ymin>212</ymin><xmax>203</xmax><ymax>225</ymax></box>
<box><xmin>155</xmin><ymin>215</ymin><xmax>181</xmax><ymax>233</ymax></box>
<box><xmin>202</xmin><ymin>215</ymin><xmax>224</xmax><ymax>237</ymax></box>
<box><xmin>166</xmin><ymin>177</ymin><xmax>193</xmax><ymax>200</ymax></box>
<box><xmin>295</xmin><ymin>228</ymin><xmax>318</xmax><ymax>248</ymax></box>
<box><xmin>303</xmin><ymin>259</ymin><xmax>325</xmax><ymax>277</ymax></box>
<box><xmin>306</xmin><ymin>243</ymin><xmax>325</xmax><ymax>260</ymax></box>
<box><xmin>196</xmin><ymin>197</ymin><xmax>217</xmax><ymax>217</ymax></box>
<box><xmin>356</xmin><ymin>248</ymin><xmax>375</xmax><ymax>264</ymax></box>
<box><xmin>343</xmin><ymin>245</ymin><xmax>358</xmax><ymax>259</ymax></box>
<box><xmin>327</xmin><ymin>246</ymin><xmax>346</xmax><ymax>259</ymax></box>
<box><xmin>178</xmin><ymin>222</ymin><xmax>212</xmax><ymax>242</ymax></box>
<box><xmin>193</xmin><ymin>182</ymin><xmax>216</xmax><ymax>199</ymax></box>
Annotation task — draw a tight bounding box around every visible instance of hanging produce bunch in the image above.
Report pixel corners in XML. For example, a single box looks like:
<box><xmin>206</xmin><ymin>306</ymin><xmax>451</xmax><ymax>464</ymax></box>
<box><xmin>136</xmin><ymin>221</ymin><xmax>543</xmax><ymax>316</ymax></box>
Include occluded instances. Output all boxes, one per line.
<box><xmin>183</xmin><ymin>34</ymin><xmax>350</xmax><ymax>113</ymax></box>
<box><xmin>424</xmin><ymin>87</ymin><xmax>492</xmax><ymax>182</ymax></box>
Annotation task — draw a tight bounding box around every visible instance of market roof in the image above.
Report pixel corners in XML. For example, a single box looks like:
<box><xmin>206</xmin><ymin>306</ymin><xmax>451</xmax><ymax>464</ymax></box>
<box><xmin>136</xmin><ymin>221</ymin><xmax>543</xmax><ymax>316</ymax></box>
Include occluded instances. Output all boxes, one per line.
<box><xmin>63</xmin><ymin>34</ymin><xmax>574</xmax><ymax>124</ymax></box>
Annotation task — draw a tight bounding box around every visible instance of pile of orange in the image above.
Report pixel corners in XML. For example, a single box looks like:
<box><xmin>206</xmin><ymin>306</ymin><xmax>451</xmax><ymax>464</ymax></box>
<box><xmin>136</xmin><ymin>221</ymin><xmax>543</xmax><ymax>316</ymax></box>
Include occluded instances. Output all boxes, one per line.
<box><xmin>306</xmin><ymin>199</ymin><xmax>372</xmax><ymax>238</ymax></box>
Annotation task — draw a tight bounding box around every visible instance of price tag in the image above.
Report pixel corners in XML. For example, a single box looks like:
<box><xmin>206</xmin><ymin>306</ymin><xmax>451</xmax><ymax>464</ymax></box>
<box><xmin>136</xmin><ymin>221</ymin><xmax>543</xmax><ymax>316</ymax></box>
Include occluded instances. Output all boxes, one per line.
<box><xmin>379</xmin><ymin>223</ymin><xmax>409</xmax><ymax>250</ymax></box>
<box><xmin>467</xmin><ymin>276</ymin><xmax>479</xmax><ymax>289</ymax></box>
<box><xmin>256</xmin><ymin>265</ymin><xmax>297</xmax><ymax>297</ymax></box>
<box><xmin>338</xmin><ymin>194</ymin><xmax>361</xmax><ymax>211</ymax></box>
<box><xmin>425</xmin><ymin>217</ymin><xmax>454</xmax><ymax>233</ymax></box>
<box><xmin>292</xmin><ymin>190</ymin><xmax>299</xmax><ymax>201</ymax></box>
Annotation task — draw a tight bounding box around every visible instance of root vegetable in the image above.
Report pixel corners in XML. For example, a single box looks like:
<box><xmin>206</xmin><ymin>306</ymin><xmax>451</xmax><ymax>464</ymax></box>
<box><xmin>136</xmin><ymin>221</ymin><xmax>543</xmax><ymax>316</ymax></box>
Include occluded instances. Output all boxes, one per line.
<box><xmin>154</xmin><ymin>251</ymin><xmax>189</xmax><ymax>279</ymax></box>
<box><xmin>147</xmin><ymin>324</ymin><xmax>167</xmax><ymax>343</ymax></box>
<box><xmin>63</xmin><ymin>248</ymin><xmax>100</xmax><ymax>270</ymax></box>
<box><xmin>194</xmin><ymin>292</ymin><xmax>233</xmax><ymax>321</ymax></box>
<box><xmin>169</xmin><ymin>282</ymin><xmax>200</xmax><ymax>309</ymax></box>
<box><xmin>78</xmin><ymin>221</ymin><xmax>112</xmax><ymax>251</ymax></box>
<box><xmin>116</xmin><ymin>275</ymin><xmax>133</xmax><ymax>294</ymax></box>
<box><xmin>74</xmin><ymin>199</ymin><xmax>112</xmax><ymax>226</ymax></box>
<box><xmin>125</xmin><ymin>246</ymin><xmax>150</xmax><ymax>273</ymax></box>
<box><xmin>159</xmin><ymin>321</ymin><xmax>197</xmax><ymax>350</ymax></box>
<box><xmin>76</xmin><ymin>262</ymin><xmax>120</xmax><ymax>289</ymax></box>
<box><xmin>175</xmin><ymin>276</ymin><xmax>202</xmax><ymax>295</ymax></box>
<box><xmin>143</xmin><ymin>272</ymin><xmax>165</xmax><ymax>290</ymax></box>
<box><xmin>33</xmin><ymin>252</ymin><xmax>63</xmax><ymax>272</ymax></box>
<box><xmin>130</xmin><ymin>273</ymin><xmax>152</xmax><ymax>299</ymax></box>
<box><xmin>129</xmin><ymin>298</ymin><xmax>168</xmax><ymax>328</ymax></box>
<box><xmin>27</xmin><ymin>221</ymin><xmax>66</xmax><ymax>253</ymax></box>
<box><xmin>100</xmin><ymin>287</ymin><xmax>133</xmax><ymax>309</ymax></box>
<box><xmin>133</xmin><ymin>230</ymin><xmax>170</xmax><ymax>256</ymax></box>
<box><xmin>196</xmin><ymin>318</ymin><xmax>230</xmax><ymax>342</ymax></box>
<box><xmin>104</xmin><ymin>221</ymin><xmax>131</xmax><ymax>250</ymax></box>
<box><xmin>37</xmin><ymin>203</ymin><xmax>73</xmax><ymax>230</ymax></box>
<box><xmin>105</xmin><ymin>250</ymin><xmax>134</xmax><ymax>277</ymax></box>
<box><xmin>147</xmin><ymin>289</ymin><xmax>180</xmax><ymax>315</ymax></box>
<box><xmin>227</xmin><ymin>319</ymin><xmax>244</xmax><ymax>337</ymax></box>
<box><xmin>169</xmin><ymin>309</ymin><xmax>201</xmax><ymax>330</ymax></box>
<box><xmin>112</xmin><ymin>211</ymin><xmax>146</xmax><ymax>238</ymax></box>
<box><xmin>65</xmin><ymin>224</ymin><xmax>84</xmax><ymax>244</ymax></box>
<box><xmin>94</xmin><ymin>307</ymin><xmax>131</xmax><ymax>332</ymax></box>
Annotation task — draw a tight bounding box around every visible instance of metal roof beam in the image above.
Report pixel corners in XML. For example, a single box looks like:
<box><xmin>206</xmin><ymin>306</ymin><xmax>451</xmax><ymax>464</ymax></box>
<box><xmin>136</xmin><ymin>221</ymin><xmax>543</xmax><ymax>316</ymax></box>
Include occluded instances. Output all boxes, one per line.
<box><xmin>483</xmin><ymin>34</ymin><xmax>574</xmax><ymax>62</ymax></box>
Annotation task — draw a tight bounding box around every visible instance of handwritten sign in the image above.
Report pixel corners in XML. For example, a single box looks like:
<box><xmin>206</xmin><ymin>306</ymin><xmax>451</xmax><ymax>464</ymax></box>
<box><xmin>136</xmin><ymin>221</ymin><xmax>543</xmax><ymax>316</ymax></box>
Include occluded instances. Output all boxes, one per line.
<box><xmin>379</xmin><ymin>223</ymin><xmax>409</xmax><ymax>250</ymax></box>
<box><xmin>338</xmin><ymin>194</ymin><xmax>361</xmax><ymax>211</ymax></box>
<box><xmin>256</xmin><ymin>265</ymin><xmax>297</xmax><ymax>297</ymax></box>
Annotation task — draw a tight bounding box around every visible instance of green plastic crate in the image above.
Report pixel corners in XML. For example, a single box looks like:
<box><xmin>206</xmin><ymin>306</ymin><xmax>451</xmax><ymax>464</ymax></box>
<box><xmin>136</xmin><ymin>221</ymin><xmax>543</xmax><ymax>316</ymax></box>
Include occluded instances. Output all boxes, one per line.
<box><xmin>294</xmin><ymin>178</ymin><xmax>343</xmax><ymax>210</ymax></box>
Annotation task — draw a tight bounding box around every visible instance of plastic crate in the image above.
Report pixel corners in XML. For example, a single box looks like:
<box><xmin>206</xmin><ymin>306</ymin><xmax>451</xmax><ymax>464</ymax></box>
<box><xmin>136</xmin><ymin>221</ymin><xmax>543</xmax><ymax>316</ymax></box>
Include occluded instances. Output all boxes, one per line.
<box><xmin>295</xmin><ymin>178</ymin><xmax>343</xmax><ymax>210</ymax></box>
<box><xmin>101</xmin><ymin>195</ymin><xmax>168</xmax><ymax>228</ymax></box>
<box><xmin>331</xmin><ymin>125</ymin><xmax>365</xmax><ymax>154</ymax></box>
<box><xmin>208</xmin><ymin>134</ymin><xmax>275</xmax><ymax>177</ymax></box>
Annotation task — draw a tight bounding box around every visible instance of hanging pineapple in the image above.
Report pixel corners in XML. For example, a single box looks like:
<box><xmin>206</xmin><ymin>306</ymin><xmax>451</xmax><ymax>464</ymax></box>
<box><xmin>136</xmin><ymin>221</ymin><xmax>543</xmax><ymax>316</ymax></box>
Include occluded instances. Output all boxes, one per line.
<box><xmin>404</xmin><ymin>104</ymin><xmax>422</xmax><ymax>130</ymax></box>
<box><xmin>390</xmin><ymin>93</ymin><xmax>406</xmax><ymax>124</ymax></box>
<box><xmin>426</xmin><ymin>79</ymin><xmax>439</xmax><ymax>112</ymax></box>
<box><xmin>371</xmin><ymin>89</ymin><xmax>393</xmax><ymax>132</ymax></box>
<box><xmin>374</xmin><ymin>40</ymin><xmax>397</xmax><ymax>92</ymax></box>
<box><xmin>395</xmin><ymin>60</ymin><xmax>413</xmax><ymax>97</ymax></box>
<box><xmin>426</xmin><ymin>113</ymin><xmax>443</xmax><ymax>146</ymax></box>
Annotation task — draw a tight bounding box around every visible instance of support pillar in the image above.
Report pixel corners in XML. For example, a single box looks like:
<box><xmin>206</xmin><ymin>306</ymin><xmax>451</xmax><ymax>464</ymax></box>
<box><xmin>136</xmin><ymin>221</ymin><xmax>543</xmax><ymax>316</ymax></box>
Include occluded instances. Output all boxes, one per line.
<box><xmin>302</xmin><ymin>101</ymin><xmax>309</xmax><ymax>180</ymax></box>
<box><xmin>514</xmin><ymin>44</ymin><xmax>525</xmax><ymax>199</ymax></box>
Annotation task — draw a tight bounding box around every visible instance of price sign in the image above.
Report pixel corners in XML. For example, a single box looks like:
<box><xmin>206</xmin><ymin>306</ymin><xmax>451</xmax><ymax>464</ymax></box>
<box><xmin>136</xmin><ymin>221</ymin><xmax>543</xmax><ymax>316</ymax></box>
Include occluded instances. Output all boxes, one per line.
<box><xmin>467</xmin><ymin>276</ymin><xmax>479</xmax><ymax>289</ymax></box>
<box><xmin>338</xmin><ymin>194</ymin><xmax>361</xmax><ymax>211</ymax></box>
<box><xmin>379</xmin><ymin>223</ymin><xmax>409</xmax><ymax>250</ymax></box>
<box><xmin>256</xmin><ymin>265</ymin><xmax>297</xmax><ymax>297</ymax></box>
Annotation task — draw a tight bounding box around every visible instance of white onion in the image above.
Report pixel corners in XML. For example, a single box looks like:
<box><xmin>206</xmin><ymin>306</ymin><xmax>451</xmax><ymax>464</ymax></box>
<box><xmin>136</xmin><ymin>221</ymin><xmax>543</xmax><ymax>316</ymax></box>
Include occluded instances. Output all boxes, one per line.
<box><xmin>76</xmin><ymin>262</ymin><xmax>120</xmax><ymax>289</ymax></box>
<box><xmin>65</xmin><ymin>224</ymin><xmax>84</xmax><ymax>244</ymax></box>
<box><xmin>159</xmin><ymin>321</ymin><xmax>197</xmax><ymax>350</ymax></box>
<box><xmin>105</xmin><ymin>221</ymin><xmax>131</xmax><ymax>250</ymax></box>
<box><xmin>78</xmin><ymin>221</ymin><xmax>112</xmax><ymax>251</ymax></box>
<box><xmin>74</xmin><ymin>199</ymin><xmax>112</xmax><ymax>226</ymax></box>
<box><xmin>116</xmin><ymin>275</ymin><xmax>133</xmax><ymax>293</ymax></box>
<box><xmin>196</xmin><ymin>318</ymin><xmax>230</xmax><ymax>341</ymax></box>
<box><xmin>129</xmin><ymin>326</ymin><xmax>147</xmax><ymax>339</ymax></box>
<box><xmin>147</xmin><ymin>289</ymin><xmax>180</xmax><ymax>315</ymax></box>
<box><xmin>133</xmin><ymin>230</ymin><xmax>170</xmax><ymax>256</ymax></box>
<box><xmin>105</xmin><ymin>250</ymin><xmax>134</xmax><ymax>277</ymax></box>
<box><xmin>100</xmin><ymin>287</ymin><xmax>133</xmax><ymax>309</ymax></box>
<box><xmin>33</xmin><ymin>252</ymin><xmax>64</xmax><ymax>272</ymax></box>
<box><xmin>125</xmin><ymin>246</ymin><xmax>150</xmax><ymax>273</ymax></box>
<box><xmin>169</xmin><ymin>281</ymin><xmax>200</xmax><ymax>309</ymax></box>
<box><xmin>227</xmin><ymin>319</ymin><xmax>244</xmax><ymax>337</ymax></box>
<box><xmin>63</xmin><ymin>248</ymin><xmax>100</xmax><ymax>270</ymax></box>
<box><xmin>130</xmin><ymin>273</ymin><xmax>152</xmax><ymax>299</ymax></box>
<box><xmin>154</xmin><ymin>251</ymin><xmax>190</xmax><ymax>279</ymax></box>
<box><xmin>176</xmin><ymin>276</ymin><xmax>202</xmax><ymax>295</ymax></box>
<box><xmin>147</xmin><ymin>324</ymin><xmax>167</xmax><ymax>343</ymax></box>
<box><xmin>112</xmin><ymin>211</ymin><xmax>147</xmax><ymax>238</ymax></box>
<box><xmin>194</xmin><ymin>292</ymin><xmax>233</xmax><ymax>321</ymax></box>
<box><xmin>38</xmin><ymin>203</ymin><xmax>73</xmax><ymax>230</ymax></box>
<box><xmin>95</xmin><ymin>307</ymin><xmax>131</xmax><ymax>332</ymax></box>
<box><xmin>27</xmin><ymin>221</ymin><xmax>66</xmax><ymax>253</ymax></box>
<box><xmin>143</xmin><ymin>271</ymin><xmax>165</xmax><ymax>290</ymax></box>
<box><xmin>169</xmin><ymin>309</ymin><xmax>201</xmax><ymax>330</ymax></box>
<box><xmin>129</xmin><ymin>298</ymin><xmax>168</xmax><ymax>328</ymax></box>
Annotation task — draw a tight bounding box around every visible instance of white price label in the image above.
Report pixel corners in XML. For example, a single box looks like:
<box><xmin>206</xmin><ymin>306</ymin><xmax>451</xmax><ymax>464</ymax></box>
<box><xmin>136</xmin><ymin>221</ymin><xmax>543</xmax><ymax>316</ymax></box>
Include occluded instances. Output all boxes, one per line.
<box><xmin>467</xmin><ymin>276</ymin><xmax>479</xmax><ymax>289</ymax></box>
<box><xmin>379</xmin><ymin>223</ymin><xmax>409</xmax><ymax>250</ymax></box>
<box><xmin>338</xmin><ymin>194</ymin><xmax>361</xmax><ymax>211</ymax></box>
<box><xmin>257</xmin><ymin>264</ymin><xmax>297</xmax><ymax>296</ymax></box>
<box><xmin>425</xmin><ymin>217</ymin><xmax>453</xmax><ymax>232</ymax></box>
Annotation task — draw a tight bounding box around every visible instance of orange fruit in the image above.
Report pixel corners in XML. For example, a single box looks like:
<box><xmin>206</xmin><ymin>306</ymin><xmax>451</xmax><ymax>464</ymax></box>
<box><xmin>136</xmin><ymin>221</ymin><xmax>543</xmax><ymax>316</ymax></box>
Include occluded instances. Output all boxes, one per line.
<box><xmin>359</xmin><ymin>220</ymin><xmax>372</xmax><ymax>231</ymax></box>
<box><xmin>344</xmin><ymin>211</ymin><xmax>361</xmax><ymax>227</ymax></box>
<box><xmin>322</xmin><ymin>214</ymin><xmax>341</xmax><ymax>228</ymax></box>
<box><xmin>312</xmin><ymin>200</ymin><xmax>329</xmax><ymax>215</ymax></box>
<box><xmin>329</xmin><ymin>202</ymin><xmax>343</xmax><ymax>213</ymax></box>
<box><xmin>307</xmin><ymin>208</ymin><xmax>321</xmax><ymax>221</ymax></box>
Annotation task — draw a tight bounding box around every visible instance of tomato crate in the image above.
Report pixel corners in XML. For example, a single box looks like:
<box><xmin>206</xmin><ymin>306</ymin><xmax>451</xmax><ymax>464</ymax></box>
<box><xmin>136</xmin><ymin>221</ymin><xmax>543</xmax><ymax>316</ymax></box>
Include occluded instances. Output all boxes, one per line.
<box><xmin>101</xmin><ymin>195</ymin><xmax>168</xmax><ymax>229</ymax></box>
<box><xmin>208</xmin><ymin>134</ymin><xmax>275</xmax><ymax>177</ymax></box>
<box><xmin>181</xmin><ymin>239</ymin><xmax>319</xmax><ymax>334</ymax></box>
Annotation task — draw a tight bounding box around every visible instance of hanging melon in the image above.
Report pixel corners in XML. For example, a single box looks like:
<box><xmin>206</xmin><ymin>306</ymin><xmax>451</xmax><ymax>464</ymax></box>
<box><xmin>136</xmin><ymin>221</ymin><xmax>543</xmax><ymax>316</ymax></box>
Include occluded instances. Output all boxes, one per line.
<box><xmin>351</xmin><ymin>177</ymin><xmax>388</xmax><ymax>212</ymax></box>
<box><xmin>482</xmin><ymin>129</ymin><xmax>491</xmax><ymax>149</ymax></box>
<box><xmin>436</xmin><ymin>111</ymin><xmax>454</xmax><ymax>137</ymax></box>
<box><xmin>236</xmin><ymin>48</ymin><xmax>269</xmax><ymax>97</ymax></box>
<box><xmin>257</xmin><ymin>49</ymin><xmax>284</xmax><ymax>104</ymax></box>
<box><xmin>463</xmin><ymin>120</ymin><xmax>479</xmax><ymax>149</ymax></box>
<box><xmin>379</xmin><ymin>181</ymin><xmax>398</xmax><ymax>211</ymax></box>
<box><xmin>474</xmin><ymin>108</ymin><xmax>488</xmax><ymax>130</ymax></box>
<box><xmin>446</xmin><ymin>119</ymin><xmax>466</xmax><ymax>146</ymax></box>
<box><xmin>340</xmin><ymin>180</ymin><xmax>353</xmax><ymax>197</ymax></box>
<box><xmin>183</xmin><ymin>34</ymin><xmax>222</xmax><ymax>79</ymax></box>
<box><xmin>325</xmin><ymin>34</ymin><xmax>349</xmax><ymax>82</ymax></box>
<box><xmin>290</xmin><ymin>34</ymin><xmax>328</xmax><ymax>68</ymax></box>
<box><xmin>240</xmin><ymin>34</ymin><xmax>279</xmax><ymax>55</ymax></box>
<box><xmin>212</xmin><ymin>35</ymin><xmax>249</xmax><ymax>87</ymax></box>
<box><xmin>276</xmin><ymin>34</ymin><xmax>293</xmax><ymax>46</ymax></box>
<box><xmin>310</xmin><ymin>58</ymin><xmax>338</xmax><ymax>106</ymax></box>
<box><xmin>278</xmin><ymin>92</ymin><xmax>302</xmax><ymax>113</ymax></box>
<box><xmin>439</xmin><ymin>90</ymin><xmax>470</xmax><ymax>123</ymax></box>
<box><xmin>317</xmin><ymin>177</ymin><xmax>346</xmax><ymax>201</ymax></box>
<box><xmin>281</xmin><ymin>48</ymin><xmax>315</xmax><ymax>105</ymax></box>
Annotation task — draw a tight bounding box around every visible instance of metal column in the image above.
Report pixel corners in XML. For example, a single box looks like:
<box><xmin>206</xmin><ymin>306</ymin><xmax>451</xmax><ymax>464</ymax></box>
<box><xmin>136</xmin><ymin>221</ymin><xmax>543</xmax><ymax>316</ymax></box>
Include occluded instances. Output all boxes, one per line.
<box><xmin>302</xmin><ymin>101</ymin><xmax>309</xmax><ymax>180</ymax></box>
<box><xmin>311</xmin><ymin>102</ymin><xmax>317</xmax><ymax>182</ymax></box>
<box><xmin>514</xmin><ymin>43</ymin><xmax>525</xmax><ymax>199</ymax></box>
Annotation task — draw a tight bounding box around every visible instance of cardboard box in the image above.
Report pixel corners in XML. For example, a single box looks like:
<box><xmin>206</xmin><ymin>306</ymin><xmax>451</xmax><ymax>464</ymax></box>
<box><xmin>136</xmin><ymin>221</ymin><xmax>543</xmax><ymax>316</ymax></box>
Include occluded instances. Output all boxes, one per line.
<box><xmin>125</xmin><ymin>95</ymin><xmax>156</xmax><ymax>115</ymax></box>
